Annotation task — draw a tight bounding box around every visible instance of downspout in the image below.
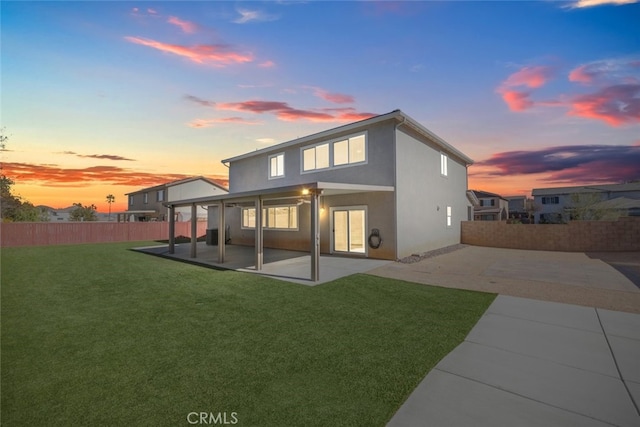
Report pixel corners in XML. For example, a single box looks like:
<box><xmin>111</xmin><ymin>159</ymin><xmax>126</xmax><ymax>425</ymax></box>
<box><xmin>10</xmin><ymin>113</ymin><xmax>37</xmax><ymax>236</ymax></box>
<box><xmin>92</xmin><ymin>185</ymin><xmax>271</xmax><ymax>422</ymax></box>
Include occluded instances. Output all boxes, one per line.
<box><xmin>393</xmin><ymin>115</ymin><xmax>406</xmax><ymax>260</ymax></box>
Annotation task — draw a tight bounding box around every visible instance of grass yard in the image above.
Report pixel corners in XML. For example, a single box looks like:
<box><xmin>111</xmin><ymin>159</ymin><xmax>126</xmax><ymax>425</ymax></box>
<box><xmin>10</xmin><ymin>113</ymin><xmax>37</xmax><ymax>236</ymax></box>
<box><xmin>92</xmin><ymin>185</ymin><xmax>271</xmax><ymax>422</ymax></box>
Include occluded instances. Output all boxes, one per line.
<box><xmin>1</xmin><ymin>242</ymin><xmax>495</xmax><ymax>426</ymax></box>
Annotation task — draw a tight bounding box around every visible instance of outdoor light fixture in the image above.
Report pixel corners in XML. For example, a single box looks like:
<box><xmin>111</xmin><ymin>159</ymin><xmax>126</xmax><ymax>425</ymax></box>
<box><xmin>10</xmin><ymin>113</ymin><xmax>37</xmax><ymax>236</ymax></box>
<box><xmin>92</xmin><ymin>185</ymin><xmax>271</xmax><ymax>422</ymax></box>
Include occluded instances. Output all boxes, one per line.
<box><xmin>302</xmin><ymin>188</ymin><xmax>310</xmax><ymax>195</ymax></box>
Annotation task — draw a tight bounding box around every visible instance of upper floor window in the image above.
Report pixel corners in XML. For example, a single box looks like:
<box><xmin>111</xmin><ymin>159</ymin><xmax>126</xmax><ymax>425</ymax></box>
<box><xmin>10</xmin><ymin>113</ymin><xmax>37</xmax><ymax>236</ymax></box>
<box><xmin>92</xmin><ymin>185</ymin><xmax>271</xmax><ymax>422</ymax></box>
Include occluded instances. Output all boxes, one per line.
<box><xmin>157</xmin><ymin>190</ymin><xmax>164</xmax><ymax>202</ymax></box>
<box><xmin>303</xmin><ymin>143</ymin><xmax>330</xmax><ymax>171</ymax></box>
<box><xmin>269</xmin><ymin>153</ymin><xmax>285</xmax><ymax>179</ymax></box>
<box><xmin>542</xmin><ymin>196</ymin><xmax>559</xmax><ymax>205</ymax></box>
<box><xmin>334</xmin><ymin>134</ymin><xmax>366</xmax><ymax>166</ymax></box>
<box><xmin>440</xmin><ymin>153</ymin><xmax>448</xmax><ymax>177</ymax></box>
<box><xmin>481</xmin><ymin>199</ymin><xmax>495</xmax><ymax>207</ymax></box>
<box><xmin>301</xmin><ymin>133</ymin><xmax>367</xmax><ymax>173</ymax></box>
<box><xmin>129</xmin><ymin>195</ymin><xmax>134</xmax><ymax>206</ymax></box>
<box><xmin>143</xmin><ymin>193</ymin><xmax>148</xmax><ymax>204</ymax></box>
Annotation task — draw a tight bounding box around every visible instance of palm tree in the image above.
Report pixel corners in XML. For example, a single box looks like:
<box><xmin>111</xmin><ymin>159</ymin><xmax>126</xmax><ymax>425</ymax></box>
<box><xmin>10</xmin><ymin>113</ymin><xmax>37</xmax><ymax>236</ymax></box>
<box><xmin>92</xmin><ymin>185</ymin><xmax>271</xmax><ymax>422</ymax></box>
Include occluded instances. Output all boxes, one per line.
<box><xmin>106</xmin><ymin>194</ymin><xmax>115</xmax><ymax>221</ymax></box>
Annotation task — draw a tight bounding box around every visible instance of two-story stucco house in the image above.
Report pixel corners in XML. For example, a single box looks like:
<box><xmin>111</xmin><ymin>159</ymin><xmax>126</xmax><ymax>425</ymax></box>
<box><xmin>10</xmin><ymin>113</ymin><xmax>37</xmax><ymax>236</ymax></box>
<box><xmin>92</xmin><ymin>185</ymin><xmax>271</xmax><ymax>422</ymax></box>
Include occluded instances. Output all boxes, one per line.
<box><xmin>532</xmin><ymin>182</ymin><xmax>640</xmax><ymax>223</ymax></box>
<box><xmin>123</xmin><ymin>176</ymin><xmax>227</xmax><ymax>222</ymax></box>
<box><xmin>165</xmin><ymin>110</ymin><xmax>474</xmax><ymax>280</ymax></box>
<box><xmin>470</xmin><ymin>190</ymin><xmax>509</xmax><ymax>221</ymax></box>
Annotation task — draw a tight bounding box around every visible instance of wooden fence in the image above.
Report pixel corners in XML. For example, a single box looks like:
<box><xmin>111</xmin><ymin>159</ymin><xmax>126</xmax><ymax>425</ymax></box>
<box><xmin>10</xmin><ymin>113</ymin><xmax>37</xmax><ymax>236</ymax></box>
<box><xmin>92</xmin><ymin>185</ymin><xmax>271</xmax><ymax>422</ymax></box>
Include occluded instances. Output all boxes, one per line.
<box><xmin>0</xmin><ymin>222</ymin><xmax>208</xmax><ymax>247</ymax></box>
<box><xmin>461</xmin><ymin>217</ymin><xmax>640</xmax><ymax>252</ymax></box>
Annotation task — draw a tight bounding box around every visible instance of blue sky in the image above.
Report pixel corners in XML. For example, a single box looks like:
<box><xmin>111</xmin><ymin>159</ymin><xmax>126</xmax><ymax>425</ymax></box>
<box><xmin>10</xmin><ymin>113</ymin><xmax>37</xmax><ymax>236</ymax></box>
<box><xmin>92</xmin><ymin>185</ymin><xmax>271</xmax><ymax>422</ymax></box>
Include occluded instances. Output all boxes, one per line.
<box><xmin>2</xmin><ymin>0</ymin><xmax>639</xmax><ymax>211</ymax></box>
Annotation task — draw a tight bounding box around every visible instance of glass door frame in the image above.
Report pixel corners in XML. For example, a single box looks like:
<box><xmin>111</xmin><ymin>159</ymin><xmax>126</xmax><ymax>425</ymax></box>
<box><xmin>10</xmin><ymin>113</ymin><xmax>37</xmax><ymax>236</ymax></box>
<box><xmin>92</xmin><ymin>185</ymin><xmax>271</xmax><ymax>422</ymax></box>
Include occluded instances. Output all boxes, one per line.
<box><xmin>329</xmin><ymin>205</ymin><xmax>368</xmax><ymax>256</ymax></box>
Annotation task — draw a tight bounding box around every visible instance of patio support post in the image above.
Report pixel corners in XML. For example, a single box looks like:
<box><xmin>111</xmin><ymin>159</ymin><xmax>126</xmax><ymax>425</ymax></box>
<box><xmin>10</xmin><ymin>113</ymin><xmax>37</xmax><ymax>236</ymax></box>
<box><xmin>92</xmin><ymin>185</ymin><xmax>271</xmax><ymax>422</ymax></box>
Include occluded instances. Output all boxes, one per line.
<box><xmin>255</xmin><ymin>196</ymin><xmax>263</xmax><ymax>270</ymax></box>
<box><xmin>217</xmin><ymin>203</ymin><xmax>225</xmax><ymax>263</ymax></box>
<box><xmin>310</xmin><ymin>190</ymin><xmax>320</xmax><ymax>282</ymax></box>
<box><xmin>190</xmin><ymin>203</ymin><xmax>197</xmax><ymax>258</ymax></box>
<box><xmin>168</xmin><ymin>205</ymin><xmax>175</xmax><ymax>254</ymax></box>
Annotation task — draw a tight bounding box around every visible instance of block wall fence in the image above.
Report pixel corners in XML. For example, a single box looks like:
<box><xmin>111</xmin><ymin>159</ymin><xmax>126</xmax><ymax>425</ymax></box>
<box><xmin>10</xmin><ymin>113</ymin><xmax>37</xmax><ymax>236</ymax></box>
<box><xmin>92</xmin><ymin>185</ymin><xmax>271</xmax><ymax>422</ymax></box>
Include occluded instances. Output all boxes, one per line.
<box><xmin>461</xmin><ymin>217</ymin><xmax>640</xmax><ymax>252</ymax></box>
<box><xmin>0</xmin><ymin>222</ymin><xmax>208</xmax><ymax>248</ymax></box>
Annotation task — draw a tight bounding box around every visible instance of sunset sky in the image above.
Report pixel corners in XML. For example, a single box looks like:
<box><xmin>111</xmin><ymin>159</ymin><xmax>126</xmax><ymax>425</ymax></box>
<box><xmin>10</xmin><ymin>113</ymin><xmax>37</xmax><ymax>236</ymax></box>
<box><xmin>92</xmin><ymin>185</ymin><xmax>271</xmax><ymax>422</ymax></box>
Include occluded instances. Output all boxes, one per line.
<box><xmin>2</xmin><ymin>0</ymin><xmax>639</xmax><ymax>213</ymax></box>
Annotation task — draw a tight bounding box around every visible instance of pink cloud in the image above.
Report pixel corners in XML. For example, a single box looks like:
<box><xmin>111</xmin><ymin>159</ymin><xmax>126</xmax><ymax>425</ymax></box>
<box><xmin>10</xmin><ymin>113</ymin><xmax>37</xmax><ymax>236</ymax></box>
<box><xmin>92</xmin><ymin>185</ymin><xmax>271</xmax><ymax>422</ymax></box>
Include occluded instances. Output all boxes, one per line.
<box><xmin>124</xmin><ymin>36</ymin><xmax>253</xmax><ymax>66</ymax></box>
<box><xmin>473</xmin><ymin>144</ymin><xmax>640</xmax><ymax>184</ymax></box>
<box><xmin>497</xmin><ymin>66</ymin><xmax>555</xmax><ymax>111</ymax></box>
<box><xmin>258</xmin><ymin>60</ymin><xmax>276</xmax><ymax>68</ymax></box>
<box><xmin>184</xmin><ymin>95</ymin><xmax>216</xmax><ymax>107</ymax></box>
<box><xmin>498</xmin><ymin>58</ymin><xmax>640</xmax><ymax>126</ymax></box>
<box><xmin>1</xmin><ymin>162</ymin><xmax>223</xmax><ymax>188</ymax></box>
<box><xmin>568</xmin><ymin>65</ymin><xmax>594</xmax><ymax>84</ymax></box>
<box><xmin>502</xmin><ymin>66</ymin><xmax>554</xmax><ymax>89</ymax></box>
<box><xmin>568</xmin><ymin>58</ymin><xmax>640</xmax><ymax>86</ymax></box>
<box><xmin>188</xmin><ymin>117</ymin><xmax>263</xmax><ymax>128</ymax></box>
<box><xmin>216</xmin><ymin>100</ymin><xmax>376</xmax><ymax>123</ymax></box>
<box><xmin>167</xmin><ymin>16</ymin><xmax>198</xmax><ymax>34</ymax></box>
<box><xmin>567</xmin><ymin>83</ymin><xmax>640</xmax><ymax>126</ymax></box>
<box><xmin>312</xmin><ymin>88</ymin><xmax>355</xmax><ymax>104</ymax></box>
<box><xmin>500</xmin><ymin>90</ymin><xmax>535</xmax><ymax>112</ymax></box>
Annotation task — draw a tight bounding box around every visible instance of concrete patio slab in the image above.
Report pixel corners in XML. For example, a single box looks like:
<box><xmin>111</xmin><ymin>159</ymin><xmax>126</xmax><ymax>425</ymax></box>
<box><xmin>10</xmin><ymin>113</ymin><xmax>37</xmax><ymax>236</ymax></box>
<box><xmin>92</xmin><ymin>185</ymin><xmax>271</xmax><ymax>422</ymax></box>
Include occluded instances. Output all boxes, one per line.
<box><xmin>387</xmin><ymin>295</ymin><xmax>640</xmax><ymax>427</ymax></box>
<box><xmin>369</xmin><ymin>245</ymin><xmax>640</xmax><ymax>313</ymax></box>
<box><xmin>134</xmin><ymin>242</ymin><xmax>390</xmax><ymax>285</ymax></box>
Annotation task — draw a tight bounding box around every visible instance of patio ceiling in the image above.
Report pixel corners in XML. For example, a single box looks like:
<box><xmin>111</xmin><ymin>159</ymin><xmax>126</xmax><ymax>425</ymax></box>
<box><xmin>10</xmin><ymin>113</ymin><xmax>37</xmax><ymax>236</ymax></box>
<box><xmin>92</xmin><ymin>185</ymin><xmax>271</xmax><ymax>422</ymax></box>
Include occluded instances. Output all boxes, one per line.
<box><xmin>163</xmin><ymin>182</ymin><xmax>394</xmax><ymax>208</ymax></box>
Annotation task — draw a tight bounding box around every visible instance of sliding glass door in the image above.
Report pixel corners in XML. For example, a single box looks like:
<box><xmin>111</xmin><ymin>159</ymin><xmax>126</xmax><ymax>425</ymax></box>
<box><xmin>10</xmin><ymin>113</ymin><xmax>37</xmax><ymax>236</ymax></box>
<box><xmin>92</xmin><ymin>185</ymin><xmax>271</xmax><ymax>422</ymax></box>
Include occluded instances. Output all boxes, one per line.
<box><xmin>331</xmin><ymin>207</ymin><xmax>366</xmax><ymax>254</ymax></box>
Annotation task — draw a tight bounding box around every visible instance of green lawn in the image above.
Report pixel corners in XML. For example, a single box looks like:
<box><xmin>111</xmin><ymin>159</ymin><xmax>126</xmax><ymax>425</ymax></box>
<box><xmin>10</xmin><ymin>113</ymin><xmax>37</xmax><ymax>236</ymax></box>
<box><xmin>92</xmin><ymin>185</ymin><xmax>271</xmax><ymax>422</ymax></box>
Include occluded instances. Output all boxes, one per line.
<box><xmin>1</xmin><ymin>242</ymin><xmax>495</xmax><ymax>426</ymax></box>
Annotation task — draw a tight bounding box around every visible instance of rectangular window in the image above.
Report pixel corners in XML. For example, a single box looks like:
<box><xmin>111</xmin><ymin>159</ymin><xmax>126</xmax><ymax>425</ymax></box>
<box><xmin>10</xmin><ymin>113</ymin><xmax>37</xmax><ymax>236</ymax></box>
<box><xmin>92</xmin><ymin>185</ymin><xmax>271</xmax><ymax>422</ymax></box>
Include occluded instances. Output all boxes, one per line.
<box><xmin>334</xmin><ymin>140</ymin><xmax>349</xmax><ymax>166</ymax></box>
<box><xmin>441</xmin><ymin>153</ymin><xmax>448</xmax><ymax>176</ymax></box>
<box><xmin>446</xmin><ymin>206</ymin><xmax>452</xmax><ymax>227</ymax></box>
<box><xmin>241</xmin><ymin>205</ymin><xmax>298</xmax><ymax>230</ymax></box>
<box><xmin>129</xmin><ymin>195</ymin><xmax>134</xmax><ymax>206</ymax></box>
<box><xmin>242</xmin><ymin>208</ymin><xmax>256</xmax><ymax>228</ymax></box>
<box><xmin>302</xmin><ymin>133</ymin><xmax>367</xmax><ymax>173</ymax></box>
<box><xmin>269</xmin><ymin>153</ymin><xmax>285</xmax><ymax>178</ymax></box>
<box><xmin>303</xmin><ymin>143</ymin><xmax>330</xmax><ymax>171</ymax></box>
<box><xmin>157</xmin><ymin>190</ymin><xmax>164</xmax><ymax>202</ymax></box>
<box><xmin>333</xmin><ymin>134</ymin><xmax>366</xmax><ymax>166</ymax></box>
<box><xmin>542</xmin><ymin>196</ymin><xmax>559</xmax><ymax>205</ymax></box>
<box><xmin>143</xmin><ymin>193</ymin><xmax>148</xmax><ymax>204</ymax></box>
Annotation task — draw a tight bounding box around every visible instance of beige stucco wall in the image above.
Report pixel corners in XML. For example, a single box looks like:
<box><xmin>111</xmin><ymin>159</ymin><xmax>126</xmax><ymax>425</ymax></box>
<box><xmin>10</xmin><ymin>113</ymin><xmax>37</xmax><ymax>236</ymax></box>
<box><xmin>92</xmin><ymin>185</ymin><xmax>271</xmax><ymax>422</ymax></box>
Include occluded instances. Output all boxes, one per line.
<box><xmin>228</xmin><ymin>121</ymin><xmax>396</xmax><ymax>193</ymax></box>
<box><xmin>220</xmin><ymin>191</ymin><xmax>396</xmax><ymax>260</ymax></box>
<box><xmin>395</xmin><ymin>127</ymin><xmax>470</xmax><ymax>258</ymax></box>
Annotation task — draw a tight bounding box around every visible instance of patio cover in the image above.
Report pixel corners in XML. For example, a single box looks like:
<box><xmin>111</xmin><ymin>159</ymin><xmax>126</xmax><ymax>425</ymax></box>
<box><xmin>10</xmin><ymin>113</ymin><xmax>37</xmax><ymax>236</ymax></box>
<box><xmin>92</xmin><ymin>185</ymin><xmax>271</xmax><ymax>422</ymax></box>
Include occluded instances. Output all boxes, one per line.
<box><xmin>163</xmin><ymin>182</ymin><xmax>394</xmax><ymax>281</ymax></box>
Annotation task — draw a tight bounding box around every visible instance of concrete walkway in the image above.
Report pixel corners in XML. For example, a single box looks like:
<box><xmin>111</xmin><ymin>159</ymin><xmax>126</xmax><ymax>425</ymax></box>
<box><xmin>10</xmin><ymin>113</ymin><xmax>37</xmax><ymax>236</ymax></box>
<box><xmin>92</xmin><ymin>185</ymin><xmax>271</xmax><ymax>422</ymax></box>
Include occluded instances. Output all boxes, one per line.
<box><xmin>387</xmin><ymin>295</ymin><xmax>640</xmax><ymax>427</ymax></box>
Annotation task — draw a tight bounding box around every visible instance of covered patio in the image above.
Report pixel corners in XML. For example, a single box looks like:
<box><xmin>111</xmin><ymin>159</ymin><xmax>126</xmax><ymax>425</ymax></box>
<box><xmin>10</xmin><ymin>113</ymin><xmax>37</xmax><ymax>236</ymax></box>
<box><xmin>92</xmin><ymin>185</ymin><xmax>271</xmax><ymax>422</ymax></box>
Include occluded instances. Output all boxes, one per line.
<box><xmin>134</xmin><ymin>242</ymin><xmax>390</xmax><ymax>285</ymax></box>
<box><xmin>161</xmin><ymin>182</ymin><xmax>394</xmax><ymax>283</ymax></box>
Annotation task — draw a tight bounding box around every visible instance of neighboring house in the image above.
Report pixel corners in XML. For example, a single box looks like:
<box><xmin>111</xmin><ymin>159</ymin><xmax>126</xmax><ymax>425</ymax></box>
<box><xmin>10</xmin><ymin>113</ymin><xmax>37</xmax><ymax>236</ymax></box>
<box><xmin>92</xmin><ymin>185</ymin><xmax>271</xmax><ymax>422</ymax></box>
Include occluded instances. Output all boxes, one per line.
<box><xmin>44</xmin><ymin>206</ymin><xmax>72</xmax><ymax>221</ymax></box>
<box><xmin>42</xmin><ymin>206</ymin><xmax>110</xmax><ymax>222</ymax></box>
<box><xmin>123</xmin><ymin>176</ymin><xmax>228</xmax><ymax>222</ymax></box>
<box><xmin>471</xmin><ymin>190</ymin><xmax>509</xmax><ymax>221</ymax></box>
<box><xmin>167</xmin><ymin>110</ymin><xmax>474</xmax><ymax>269</ymax></box>
<box><xmin>504</xmin><ymin>195</ymin><xmax>531</xmax><ymax>221</ymax></box>
<box><xmin>532</xmin><ymin>182</ymin><xmax>640</xmax><ymax>223</ymax></box>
